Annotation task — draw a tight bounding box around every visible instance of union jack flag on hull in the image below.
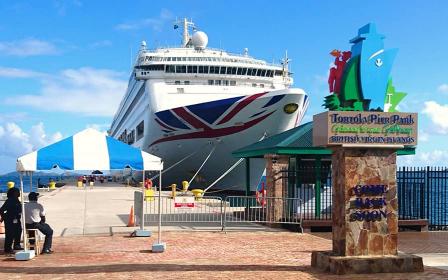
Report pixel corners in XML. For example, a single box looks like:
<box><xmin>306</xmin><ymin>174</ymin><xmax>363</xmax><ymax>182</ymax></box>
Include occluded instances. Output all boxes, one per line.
<box><xmin>152</xmin><ymin>92</ymin><xmax>287</xmax><ymax>146</ymax></box>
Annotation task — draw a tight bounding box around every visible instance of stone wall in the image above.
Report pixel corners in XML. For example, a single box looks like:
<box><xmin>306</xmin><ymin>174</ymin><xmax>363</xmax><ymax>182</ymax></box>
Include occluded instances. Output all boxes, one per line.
<box><xmin>331</xmin><ymin>147</ymin><xmax>398</xmax><ymax>256</ymax></box>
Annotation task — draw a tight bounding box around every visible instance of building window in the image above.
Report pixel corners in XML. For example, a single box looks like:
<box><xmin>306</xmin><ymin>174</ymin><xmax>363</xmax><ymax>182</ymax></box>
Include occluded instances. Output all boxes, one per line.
<box><xmin>187</xmin><ymin>65</ymin><xmax>195</xmax><ymax>73</ymax></box>
<box><xmin>230</xmin><ymin>80</ymin><xmax>236</xmax><ymax>86</ymax></box>
<box><xmin>260</xmin><ymin>84</ymin><xmax>265</xmax><ymax>88</ymax></box>
<box><xmin>177</xmin><ymin>88</ymin><xmax>184</xmax><ymax>93</ymax></box>
<box><xmin>166</xmin><ymin>65</ymin><xmax>175</xmax><ymax>73</ymax></box>
<box><xmin>175</xmin><ymin>81</ymin><xmax>181</xmax><ymax>85</ymax></box>
<box><xmin>252</xmin><ymin>83</ymin><xmax>257</xmax><ymax>87</ymax></box>
<box><xmin>223</xmin><ymin>80</ymin><xmax>229</xmax><ymax>86</ymax></box>
<box><xmin>208</xmin><ymin>80</ymin><xmax>214</xmax><ymax>85</ymax></box>
<box><xmin>128</xmin><ymin>130</ymin><xmax>135</xmax><ymax>145</ymax></box>
<box><xmin>176</xmin><ymin>65</ymin><xmax>186</xmax><ymax>73</ymax></box>
<box><xmin>215</xmin><ymin>80</ymin><xmax>222</xmax><ymax>85</ymax></box>
<box><xmin>136</xmin><ymin>121</ymin><xmax>144</xmax><ymax>140</ymax></box>
<box><xmin>220</xmin><ymin>67</ymin><xmax>227</xmax><ymax>74</ymax></box>
<box><xmin>184</xmin><ymin>81</ymin><xmax>190</xmax><ymax>85</ymax></box>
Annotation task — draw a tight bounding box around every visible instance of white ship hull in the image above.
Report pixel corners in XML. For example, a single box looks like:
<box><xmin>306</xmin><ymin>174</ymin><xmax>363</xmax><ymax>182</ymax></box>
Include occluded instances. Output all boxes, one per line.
<box><xmin>129</xmin><ymin>85</ymin><xmax>308</xmax><ymax>191</ymax></box>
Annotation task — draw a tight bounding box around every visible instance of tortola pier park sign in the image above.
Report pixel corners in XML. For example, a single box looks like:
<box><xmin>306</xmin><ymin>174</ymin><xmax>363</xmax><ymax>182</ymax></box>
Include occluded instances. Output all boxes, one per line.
<box><xmin>311</xmin><ymin>23</ymin><xmax>423</xmax><ymax>274</ymax></box>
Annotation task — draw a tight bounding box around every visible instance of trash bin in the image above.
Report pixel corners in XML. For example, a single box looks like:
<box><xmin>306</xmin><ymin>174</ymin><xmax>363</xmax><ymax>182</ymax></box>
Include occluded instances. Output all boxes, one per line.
<box><xmin>7</xmin><ymin>181</ymin><xmax>15</xmax><ymax>189</ymax></box>
<box><xmin>49</xmin><ymin>182</ymin><xmax>56</xmax><ymax>190</ymax></box>
<box><xmin>145</xmin><ymin>189</ymin><xmax>155</xmax><ymax>201</ymax></box>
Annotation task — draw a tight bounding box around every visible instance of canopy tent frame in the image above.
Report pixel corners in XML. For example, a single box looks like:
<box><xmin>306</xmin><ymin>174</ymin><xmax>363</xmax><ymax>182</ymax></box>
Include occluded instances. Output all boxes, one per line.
<box><xmin>14</xmin><ymin>128</ymin><xmax>164</xmax><ymax>260</ymax></box>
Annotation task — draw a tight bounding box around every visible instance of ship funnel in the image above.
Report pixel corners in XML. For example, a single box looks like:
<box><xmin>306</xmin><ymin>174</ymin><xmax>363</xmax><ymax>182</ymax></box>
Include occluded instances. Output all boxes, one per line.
<box><xmin>191</xmin><ymin>31</ymin><xmax>208</xmax><ymax>50</ymax></box>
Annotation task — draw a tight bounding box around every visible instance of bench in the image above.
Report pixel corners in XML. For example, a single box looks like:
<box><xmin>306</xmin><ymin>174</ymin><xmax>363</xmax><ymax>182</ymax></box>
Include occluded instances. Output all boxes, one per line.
<box><xmin>26</xmin><ymin>229</ymin><xmax>42</xmax><ymax>255</ymax></box>
<box><xmin>398</xmin><ymin>219</ymin><xmax>429</xmax><ymax>231</ymax></box>
<box><xmin>302</xmin><ymin>219</ymin><xmax>429</xmax><ymax>232</ymax></box>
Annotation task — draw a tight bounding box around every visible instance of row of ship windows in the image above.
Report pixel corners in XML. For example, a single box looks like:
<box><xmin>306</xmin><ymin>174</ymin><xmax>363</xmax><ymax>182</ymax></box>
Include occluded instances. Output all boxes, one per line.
<box><xmin>173</xmin><ymin>80</ymin><xmax>238</xmax><ymax>86</ymax></box>
<box><xmin>138</xmin><ymin>64</ymin><xmax>282</xmax><ymax>77</ymax></box>
<box><xmin>143</xmin><ymin>56</ymin><xmax>265</xmax><ymax>65</ymax></box>
<box><xmin>118</xmin><ymin>121</ymin><xmax>144</xmax><ymax>145</ymax></box>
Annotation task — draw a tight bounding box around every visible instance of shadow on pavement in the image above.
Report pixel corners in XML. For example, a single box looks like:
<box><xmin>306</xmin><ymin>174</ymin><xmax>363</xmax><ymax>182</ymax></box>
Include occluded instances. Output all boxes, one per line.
<box><xmin>0</xmin><ymin>263</ymin><xmax>310</xmax><ymax>274</ymax></box>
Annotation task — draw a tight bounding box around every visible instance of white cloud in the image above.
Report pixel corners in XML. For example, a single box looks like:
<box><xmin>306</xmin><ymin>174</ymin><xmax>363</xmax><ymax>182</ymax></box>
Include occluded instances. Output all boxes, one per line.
<box><xmin>86</xmin><ymin>123</ymin><xmax>110</xmax><ymax>134</ymax></box>
<box><xmin>0</xmin><ymin>122</ymin><xmax>62</xmax><ymax>158</ymax></box>
<box><xmin>437</xmin><ymin>84</ymin><xmax>448</xmax><ymax>93</ymax></box>
<box><xmin>399</xmin><ymin>149</ymin><xmax>448</xmax><ymax>166</ymax></box>
<box><xmin>4</xmin><ymin>67</ymin><xmax>127</xmax><ymax>117</ymax></box>
<box><xmin>0</xmin><ymin>122</ymin><xmax>62</xmax><ymax>174</ymax></box>
<box><xmin>115</xmin><ymin>9</ymin><xmax>173</xmax><ymax>31</ymax></box>
<box><xmin>89</xmin><ymin>40</ymin><xmax>112</xmax><ymax>48</ymax></box>
<box><xmin>0</xmin><ymin>38</ymin><xmax>59</xmax><ymax>57</ymax></box>
<box><xmin>422</xmin><ymin>101</ymin><xmax>448</xmax><ymax>134</ymax></box>
<box><xmin>419</xmin><ymin>130</ymin><xmax>429</xmax><ymax>142</ymax></box>
<box><xmin>0</xmin><ymin>67</ymin><xmax>46</xmax><ymax>78</ymax></box>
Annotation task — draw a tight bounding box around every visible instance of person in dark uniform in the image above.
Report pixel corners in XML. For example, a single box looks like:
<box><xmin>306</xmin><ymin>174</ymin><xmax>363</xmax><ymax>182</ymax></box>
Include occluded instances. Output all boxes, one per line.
<box><xmin>0</xmin><ymin>187</ymin><xmax>23</xmax><ymax>254</ymax></box>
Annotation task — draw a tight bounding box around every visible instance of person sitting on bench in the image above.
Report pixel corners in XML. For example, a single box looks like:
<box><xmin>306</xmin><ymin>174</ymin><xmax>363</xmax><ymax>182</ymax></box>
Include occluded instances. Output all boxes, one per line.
<box><xmin>24</xmin><ymin>192</ymin><xmax>54</xmax><ymax>254</ymax></box>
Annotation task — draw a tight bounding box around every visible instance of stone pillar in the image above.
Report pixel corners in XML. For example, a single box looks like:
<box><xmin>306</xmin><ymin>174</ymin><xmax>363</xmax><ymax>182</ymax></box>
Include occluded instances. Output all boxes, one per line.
<box><xmin>331</xmin><ymin>147</ymin><xmax>397</xmax><ymax>256</ymax></box>
<box><xmin>264</xmin><ymin>154</ymin><xmax>288</xmax><ymax>222</ymax></box>
<box><xmin>312</xmin><ymin>147</ymin><xmax>423</xmax><ymax>274</ymax></box>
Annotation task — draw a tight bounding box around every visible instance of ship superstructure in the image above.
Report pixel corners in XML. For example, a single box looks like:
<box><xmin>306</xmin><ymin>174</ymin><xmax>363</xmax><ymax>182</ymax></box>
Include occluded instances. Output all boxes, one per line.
<box><xmin>110</xmin><ymin>18</ymin><xmax>309</xmax><ymax>190</ymax></box>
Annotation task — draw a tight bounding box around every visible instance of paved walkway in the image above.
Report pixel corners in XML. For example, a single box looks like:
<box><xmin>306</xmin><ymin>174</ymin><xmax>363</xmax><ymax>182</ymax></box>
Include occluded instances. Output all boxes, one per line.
<box><xmin>1</xmin><ymin>231</ymin><xmax>448</xmax><ymax>279</ymax></box>
<box><xmin>1</xmin><ymin>184</ymin><xmax>448</xmax><ymax>279</ymax></box>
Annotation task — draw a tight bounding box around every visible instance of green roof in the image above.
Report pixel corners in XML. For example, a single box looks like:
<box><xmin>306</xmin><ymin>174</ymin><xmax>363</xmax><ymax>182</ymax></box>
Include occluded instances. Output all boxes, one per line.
<box><xmin>232</xmin><ymin>121</ymin><xmax>416</xmax><ymax>158</ymax></box>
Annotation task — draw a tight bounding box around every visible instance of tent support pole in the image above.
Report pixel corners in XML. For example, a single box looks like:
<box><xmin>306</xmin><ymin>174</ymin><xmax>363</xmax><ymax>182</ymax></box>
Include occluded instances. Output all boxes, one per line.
<box><xmin>152</xmin><ymin>167</ymin><xmax>165</xmax><ymax>252</ymax></box>
<box><xmin>141</xmin><ymin>170</ymin><xmax>145</xmax><ymax>231</ymax></box>
<box><xmin>15</xmin><ymin>172</ymin><xmax>34</xmax><ymax>260</ymax></box>
<box><xmin>158</xmin><ymin>169</ymin><xmax>162</xmax><ymax>244</ymax></box>
<box><xmin>20</xmin><ymin>173</ymin><xmax>27</xmax><ymax>251</ymax></box>
<box><xmin>30</xmin><ymin>172</ymin><xmax>33</xmax><ymax>193</ymax></box>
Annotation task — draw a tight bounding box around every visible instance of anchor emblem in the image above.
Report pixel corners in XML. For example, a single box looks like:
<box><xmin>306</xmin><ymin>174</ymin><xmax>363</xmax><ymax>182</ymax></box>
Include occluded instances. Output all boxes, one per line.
<box><xmin>375</xmin><ymin>58</ymin><xmax>383</xmax><ymax>67</ymax></box>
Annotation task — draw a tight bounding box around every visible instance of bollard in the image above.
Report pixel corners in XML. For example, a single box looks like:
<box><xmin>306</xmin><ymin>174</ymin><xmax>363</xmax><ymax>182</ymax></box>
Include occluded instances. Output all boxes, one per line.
<box><xmin>145</xmin><ymin>188</ymin><xmax>155</xmax><ymax>201</ymax></box>
<box><xmin>191</xmin><ymin>189</ymin><xmax>204</xmax><ymax>201</ymax></box>
<box><xmin>171</xmin><ymin>184</ymin><xmax>177</xmax><ymax>198</ymax></box>
<box><xmin>7</xmin><ymin>181</ymin><xmax>15</xmax><ymax>189</ymax></box>
<box><xmin>49</xmin><ymin>181</ymin><xmax>56</xmax><ymax>190</ymax></box>
<box><xmin>182</xmin><ymin>181</ymin><xmax>189</xmax><ymax>192</ymax></box>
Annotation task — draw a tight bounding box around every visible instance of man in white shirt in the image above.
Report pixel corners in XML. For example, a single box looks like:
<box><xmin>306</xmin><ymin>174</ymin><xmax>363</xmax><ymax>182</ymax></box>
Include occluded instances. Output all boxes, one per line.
<box><xmin>24</xmin><ymin>192</ymin><xmax>54</xmax><ymax>254</ymax></box>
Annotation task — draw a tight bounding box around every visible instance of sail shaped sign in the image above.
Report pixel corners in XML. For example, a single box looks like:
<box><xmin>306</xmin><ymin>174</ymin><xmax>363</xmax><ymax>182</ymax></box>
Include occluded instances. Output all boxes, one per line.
<box><xmin>324</xmin><ymin>23</ymin><xmax>406</xmax><ymax>112</ymax></box>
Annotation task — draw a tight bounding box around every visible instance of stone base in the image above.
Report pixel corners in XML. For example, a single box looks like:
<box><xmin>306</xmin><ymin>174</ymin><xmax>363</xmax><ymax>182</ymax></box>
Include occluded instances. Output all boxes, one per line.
<box><xmin>132</xmin><ymin>229</ymin><xmax>152</xmax><ymax>237</ymax></box>
<box><xmin>311</xmin><ymin>251</ymin><xmax>424</xmax><ymax>275</ymax></box>
<box><xmin>15</xmin><ymin>250</ymin><xmax>35</xmax><ymax>261</ymax></box>
<box><xmin>152</xmin><ymin>242</ymin><xmax>166</xmax><ymax>253</ymax></box>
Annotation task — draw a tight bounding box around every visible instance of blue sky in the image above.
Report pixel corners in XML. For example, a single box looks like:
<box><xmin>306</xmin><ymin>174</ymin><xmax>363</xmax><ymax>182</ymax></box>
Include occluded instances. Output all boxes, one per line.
<box><xmin>1</xmin><ymin>0</ymin><xmax>447</xmax><ymax>174</ymax></box>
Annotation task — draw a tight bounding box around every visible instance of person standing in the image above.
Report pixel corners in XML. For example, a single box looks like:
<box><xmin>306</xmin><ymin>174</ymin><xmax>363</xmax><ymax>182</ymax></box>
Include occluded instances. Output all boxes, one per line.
<box><xmin>0</xmin><ymin>187</ymin><xmax>23</xmax><ymax>254</ymax></box>
<box><xmin>24</xmin><ymin>192</ymin><xmax>53</xmax><ymax>254</ymax></box>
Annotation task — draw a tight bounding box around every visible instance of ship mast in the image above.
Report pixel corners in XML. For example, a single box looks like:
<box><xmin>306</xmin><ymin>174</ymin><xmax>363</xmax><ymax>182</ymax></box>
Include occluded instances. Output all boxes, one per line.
<box><xmin>174</xmin><ymin>18</ymin><xmax>196</xmax><ymax>47</ymax></box>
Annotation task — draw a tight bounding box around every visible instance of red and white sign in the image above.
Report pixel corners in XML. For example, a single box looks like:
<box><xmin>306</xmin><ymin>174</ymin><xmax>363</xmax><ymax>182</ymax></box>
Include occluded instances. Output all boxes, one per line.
<box><xmin>174</xmin><ymin>196</ymin><xmax>195</xmax><ymax>208</ymax></box>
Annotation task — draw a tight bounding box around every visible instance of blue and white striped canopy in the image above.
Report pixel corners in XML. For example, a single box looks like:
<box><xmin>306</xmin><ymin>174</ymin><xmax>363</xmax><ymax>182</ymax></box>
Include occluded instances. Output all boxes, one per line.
<box><xmin>16</xmin><ymin>128</ymin><xmax>163</xmax><ymax>171</ymax></box>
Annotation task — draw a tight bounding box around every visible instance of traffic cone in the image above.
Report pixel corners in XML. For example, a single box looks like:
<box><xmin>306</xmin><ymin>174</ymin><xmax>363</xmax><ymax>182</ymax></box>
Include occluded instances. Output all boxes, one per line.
<box><xmin>127</xmin><ymin>206</ymin><xmax>135</xmax><ymax>227</ymax></box>
<box><xmin>0</xmin><ymin>221</ymin><xmax>5</xmax><ymax>234</ymax></box>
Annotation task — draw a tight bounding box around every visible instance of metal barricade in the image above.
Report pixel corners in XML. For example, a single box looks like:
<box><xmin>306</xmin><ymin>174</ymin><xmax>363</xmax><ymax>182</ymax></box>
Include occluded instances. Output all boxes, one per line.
<box><xmin>143</xmin><ymin>194</ymin><xmax>224</xmax><ymax>227</ymax></box>
<box><xmin>223</xmin><ymin>196</ymin><xmax>303</xmax><ymax>232</ymax></box>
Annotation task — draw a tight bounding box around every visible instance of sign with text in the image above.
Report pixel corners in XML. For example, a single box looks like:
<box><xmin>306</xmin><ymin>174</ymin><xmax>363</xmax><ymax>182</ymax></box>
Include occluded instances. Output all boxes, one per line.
<box><xmin>313</xmin><ymin>111</ymin><xmax>418</xmax><ymax>147</ymax></box>
<box><xmin>174</xmin><ymin>196</ymin><xmax>195</xmax><ymax>209</ymax></box>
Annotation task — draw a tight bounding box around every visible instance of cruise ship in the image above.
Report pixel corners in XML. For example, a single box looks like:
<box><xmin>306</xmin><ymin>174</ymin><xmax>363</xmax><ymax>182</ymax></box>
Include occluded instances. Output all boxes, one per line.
<box><xmin>109</xmin><ymin>18</ymin><xmax>309</xmax><ymax>191</ymax></box>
